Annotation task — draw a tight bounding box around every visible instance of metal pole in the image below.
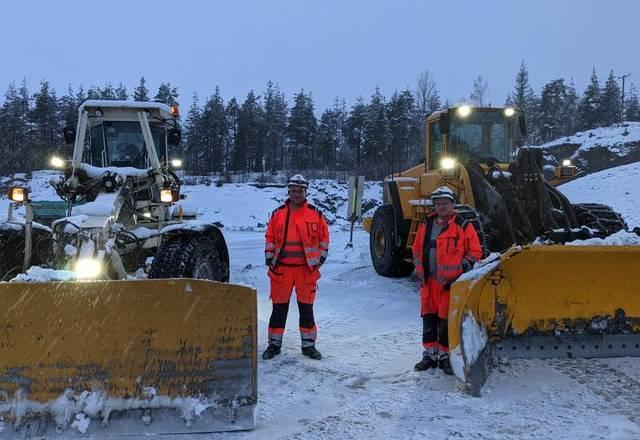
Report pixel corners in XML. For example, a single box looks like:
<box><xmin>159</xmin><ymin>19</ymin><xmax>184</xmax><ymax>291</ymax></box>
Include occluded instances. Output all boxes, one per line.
<box><xmin>23</xmin><ymin>203</ymin><xmax>33</xmax><ymax>273</ymax></box>
<box><xmin>619</xmin><ymin>73</ymin><xmax>631</xmax><ymax>123</ymax></box>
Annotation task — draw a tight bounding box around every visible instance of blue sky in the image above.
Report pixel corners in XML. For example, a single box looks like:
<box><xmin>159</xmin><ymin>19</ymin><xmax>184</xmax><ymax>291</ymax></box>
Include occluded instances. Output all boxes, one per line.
<box><xmin>2</xmin><ymin>0</ymin><xmax>638</xmax><ymax>111</ymax></box>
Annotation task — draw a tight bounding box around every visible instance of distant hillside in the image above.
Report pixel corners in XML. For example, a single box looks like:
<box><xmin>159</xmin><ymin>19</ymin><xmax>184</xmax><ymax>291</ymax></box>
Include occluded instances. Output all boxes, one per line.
<box><xmin>533</xmin><ymin>122</ymin><xmax>640</xmax><ymax>178</ymax></box>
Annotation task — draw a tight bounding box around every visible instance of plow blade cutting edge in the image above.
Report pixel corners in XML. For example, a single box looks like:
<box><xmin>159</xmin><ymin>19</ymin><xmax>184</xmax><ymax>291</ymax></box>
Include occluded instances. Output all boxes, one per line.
<box><xmin>449</xmin><ymin>245</ymin><xmax>640</xmax><ymax>396</ymax></box>
<box><xmin>0</xmin><ymin>279</ymin><xmax>257</xmax><ymax>437</ymax></box>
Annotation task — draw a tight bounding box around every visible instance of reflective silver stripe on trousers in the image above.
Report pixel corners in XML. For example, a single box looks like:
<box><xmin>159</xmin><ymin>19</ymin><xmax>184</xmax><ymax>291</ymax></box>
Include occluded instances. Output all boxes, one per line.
<box><xmin>301</xmin><ymin>330</ymin><xmax>317</xmax><ymax>347</ymax></box>
<box><xmin>268</xmin><ymin>333</ymin><xmax>283</xmax><ymax>347</ymax></box>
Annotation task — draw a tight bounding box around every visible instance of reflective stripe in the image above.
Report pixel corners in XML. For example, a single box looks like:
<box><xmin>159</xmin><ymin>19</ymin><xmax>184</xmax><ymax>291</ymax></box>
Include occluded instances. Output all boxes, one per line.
<box><xmin>265</xmin><ymin>252</ymin><xmax>275</xmax><ymax>258</ymax></box>
<box><xmin>437</xmin><ymin>264</ymin><xmax>463</xmax><ymax>272</ymax></box>
<box><xmin>280</xmin><ymin>251</ymin><xmax>306</xmax><ymax>258</ymax></box>
<box><xmin>307</xmin><ymin>258</ymin><xmax>320</xmax><ymax>266</ymax></box>
<box><xmin>268</xmin><ymin>333</ymin><xmax>283</xmax><ymax>347</ymax></box>
<box><xmin>305</xmin><ymin>247</ymin><xmax>318</xmax><ymax>254</ymax></box>
<box><xmin>319</xmin><ymin>241</ymin><xmax>329</xmax><ymax>248</ymax></box>
<box><xmin>413</xmin><ymin>257</ymin><xmax>420</xmax><ymax>267</ymax></box>
<box><xmin>266</xmin><ymin>243</ymin><xmax>276</xmax><ymax>251</ymax></box>
<box><xmin>320</xmin><ymin>249</ymin><xmax>328</xmax><ymax>258</ymax></box>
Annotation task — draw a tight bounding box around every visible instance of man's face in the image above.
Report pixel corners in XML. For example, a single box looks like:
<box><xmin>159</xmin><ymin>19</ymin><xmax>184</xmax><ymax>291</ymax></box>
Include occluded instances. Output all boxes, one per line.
<box><xmin>434</xmin><ymin>198</ymin><xmax>454</xmax><ymax>218</ymax></box>
<box><xmin>288</xmin><ymin>186</ymin><xmax>306</xmax><ymax>205</ymax></box>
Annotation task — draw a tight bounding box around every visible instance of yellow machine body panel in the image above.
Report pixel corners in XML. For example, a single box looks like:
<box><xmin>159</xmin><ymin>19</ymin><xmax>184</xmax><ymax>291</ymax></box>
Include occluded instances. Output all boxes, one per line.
<box><xmin>0</xmin><ymin>279</ymin><xmax>257</xmax><ymax>436</ymax></box>
<box><xmin>449</xmin><ymin>245</ymin><xmax>640</xmax><ymax>396</ymax></box>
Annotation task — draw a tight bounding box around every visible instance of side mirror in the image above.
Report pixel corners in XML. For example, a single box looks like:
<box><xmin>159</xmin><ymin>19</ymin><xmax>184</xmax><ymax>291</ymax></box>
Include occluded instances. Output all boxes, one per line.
<box><xmin>168</xmin><ymin>128</ymin><xmax>181</xmax><ymax>146</ymax></box>
<box><xmin>519</xmin><ymin>114</ymin><xmax>527</xmax><ymax>137</ymax></box>
<box><xmin>63</xmin><ymin>127</ymin><xmax>76</xmax><ymax>145</ymax></box>
<box><xmin>440</xmin><ymin>113</ymin><xmax>450</xmax><ymax>135</ymax></box>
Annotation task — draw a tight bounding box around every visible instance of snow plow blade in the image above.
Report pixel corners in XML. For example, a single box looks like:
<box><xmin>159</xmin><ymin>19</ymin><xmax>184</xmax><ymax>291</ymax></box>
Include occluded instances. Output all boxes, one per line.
<box><xmin>449</xmin><ymin>245</ymin><xmax>640</xmax><ymax>396</ymax></box>
<box><xmin>0</xmin><ymin>279</ymin><xmax>257</xmax><ymax>437</ymax></box>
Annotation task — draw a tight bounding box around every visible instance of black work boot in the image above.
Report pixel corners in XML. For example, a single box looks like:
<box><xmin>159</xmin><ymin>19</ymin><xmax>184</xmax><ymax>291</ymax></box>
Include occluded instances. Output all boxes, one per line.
<box><xmin>262</xmin><ymin>344</ymin><xmax>281</xmax><ymax>360</ymax></box>
<box><xmin>302</xmin><ymin>345</ymin><xmax>322</xmax><ymax>360</ymax></box>
<box><xmin>439</xmin><ymin>353</ymin><xmax>454</xmax><ymax>375</ymax></box>
<box><xmin>414</xmin><ymin>352</ymin><xmax>439</xmax><ymax>371</ymax></box>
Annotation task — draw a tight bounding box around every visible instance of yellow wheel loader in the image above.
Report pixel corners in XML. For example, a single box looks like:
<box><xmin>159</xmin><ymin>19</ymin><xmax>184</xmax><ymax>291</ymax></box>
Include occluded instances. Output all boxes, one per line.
<box><xmin>0</xmin><ymin>101</ymin><xmax>257</xmax><ymax>436</ymax></box>
<box><xmin>366</xmin><ymin>105</ymin><xmax>640</xmax><ymax>395</ymax></box>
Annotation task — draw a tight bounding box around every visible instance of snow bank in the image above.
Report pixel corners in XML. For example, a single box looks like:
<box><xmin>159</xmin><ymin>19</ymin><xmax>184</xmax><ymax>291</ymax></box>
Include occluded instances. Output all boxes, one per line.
<box><xmin>559</xmin><ymin>161</ymin><xmax>640</xmax><ymax>228</ymax></box>
<box><xmin>534</xmin><ymin>122</ymin><xmax>640</xmax><ymax>156</ymax></box>
<box><xmin>456</xmin><ymin>252</ymin><xmax>502</xmax><ymax>283</ymax></box>
<box><xmin>565</xmin><ymin>229</ymin><xmax>640</xmax><ymax>246</ymax></box>
<box><xmin>10</xmin><ymin>266</ymin><xmax>76</xmax><ymax>282</ymax></box>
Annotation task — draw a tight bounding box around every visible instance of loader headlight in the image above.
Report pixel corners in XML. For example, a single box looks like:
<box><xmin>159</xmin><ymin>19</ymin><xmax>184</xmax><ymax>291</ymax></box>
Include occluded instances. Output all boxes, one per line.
<box><xmin>170</xmin><ymin>158</ymin><xmax>183</xmax><ymax>168</ymax></box>
<box><xmin>562</xmin><ymin>159</ymin><xmax>572</xmax><ymax>167</ymax></box>
<box><xmin>74</xmin><ymin>258</ymin><xmax>102</xmax><ymax>279</ymax></box>
<box><xmin>504</xmin><ymin>107</ymin><xmax>515</xmax><ymax>117</ymax></box>
<box><xmin>456</xmin><ymin>105</ymin><xmax>472</xmax><ymax>118</ymax></box>
<box><xmin>50</xmin><ymin>155</ymin><xmax>65</xmax><ymax>168</ymax></box>
<box><xmin>8</xmin><ymin>186</ymin><xmax>28</xmax><ymax>203</ymax></box>
<box><xmin>160</xmin><ymin>188</ymin><xmax>176</xmax><ymax>203</ymax></box>
<box><xmin>440</xmin><ymin>157</ymin><xmax>459</xmax><ymax>178</ymax></box>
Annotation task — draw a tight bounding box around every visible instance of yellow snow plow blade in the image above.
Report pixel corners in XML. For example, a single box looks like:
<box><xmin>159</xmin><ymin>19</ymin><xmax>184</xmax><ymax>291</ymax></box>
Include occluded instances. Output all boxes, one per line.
<box><xmin>449</xmin><ymin>245</ymin><xmax>640</xmax><ymax>396</ymax></box>
<box><xmin>0</xmin><ymin>279</ymin><xmax>257</xmax><ymax>437</ymax></box>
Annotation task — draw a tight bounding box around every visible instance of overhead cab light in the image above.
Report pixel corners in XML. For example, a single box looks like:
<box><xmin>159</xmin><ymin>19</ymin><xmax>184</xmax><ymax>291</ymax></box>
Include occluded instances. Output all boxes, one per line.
<box><xmin>8</xmin><ymin>186</ymin><xmax>28</xmax><ymax>203</ymax></box>
<box><xmin>171</xmin><ymin>105</ymin><xmax>180</xmax><ymax>117</ymax></box>
<box><xmin>456</xmin><ymin>105</ymin><xmax>472</xmax><ymax>118</ymax></box>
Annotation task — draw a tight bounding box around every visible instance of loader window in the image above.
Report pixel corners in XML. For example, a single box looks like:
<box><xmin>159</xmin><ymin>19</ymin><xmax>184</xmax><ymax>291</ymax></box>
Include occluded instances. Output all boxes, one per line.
<box><xmin>428</xmin><ymin>122</ymin><xmax>443</xmax><ymax>169</ymax></box>
<box><xmin>96</xmin><ymin>121</ymin><xmax>167</xmax><ymax>168</ymax></box>
<box><xmin>449</xmin><ymin>111</ymin><xmax>513</xmax><ymax>163</ymax></box>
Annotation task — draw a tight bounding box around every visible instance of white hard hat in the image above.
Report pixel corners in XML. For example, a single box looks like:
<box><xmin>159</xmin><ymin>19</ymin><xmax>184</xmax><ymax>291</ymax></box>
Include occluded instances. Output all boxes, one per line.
<box><xmin>288</xmin><ymin>174</ymin><xmax>309</xmax><ymax>190</ymax></box>
<box><xmin>431</xmin><ymin>186</ymin><xmax>455</xmax><ymax>202</ymax></box>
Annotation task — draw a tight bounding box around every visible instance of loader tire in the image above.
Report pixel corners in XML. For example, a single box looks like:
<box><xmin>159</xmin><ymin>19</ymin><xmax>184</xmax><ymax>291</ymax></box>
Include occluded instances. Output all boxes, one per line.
<box><xmin>369</xmin><ymin>205</ymin><xmax>414</xmax><ymax>277</ymax></box>
<box><xmin>149</xmin><ymin>235</ymin><xmax>228</xmax><ymax>281</ymax></box>
<box><xmin>573</xmin><ymin>203</ymin><xmax>628</xmax><ymax>238</ymax></box>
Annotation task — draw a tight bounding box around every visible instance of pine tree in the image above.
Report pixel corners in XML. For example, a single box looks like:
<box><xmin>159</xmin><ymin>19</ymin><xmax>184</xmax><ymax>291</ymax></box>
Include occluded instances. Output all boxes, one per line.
<box><xmin>133</xmin><ymin>77</ymin><xmax>150</xmax><ymax>102</ymax></box>
<box><xmin>287</xmin><ymin>90</ymin><xmax>317</xmax><ymax>170</ymax></box>
<box><xmin>345</xmin><ymin>96</ymin><xmax>367</xmax><ymax>170</ymax></box>
<box><xmin>29</xmin><ymin>80</ymin><xmax>60</xmax><ymax>168</ymax></box>
<box><xmin>506</xmin><ymin>60</ymin><xmax>539</xmax><ymax>143</ymax></box>
<box><xmin>362</xmin><ymin>87</ymin><xmax>390</xmax><ymax>178</ymax></box>
<box><xmin>201</xmin><ymin>86</ymin><xmax>227</xmax><ymax>173</ymax></box>
<box><xmin>562</xmin><ymin>79</ymin><xmax>579</xmax><ymax>136</ymax></box>
<box><xmin>536</xmin><ymin>79</ymin><xmax>568</xmax><ymax>142</ymax></box>
<box><xmin>470</xmin><ymin>75</ymin><xmax>489</xmax><ymax>106</ymax></box>
<box><xmin>599</xmin><ymin>70</ymin><xmax>622</xmax><ymax>126</ymax></box>
<box><xmin>0</xmin><ymin>81</ymin><xmax>30</xmax><ymax>173</ymax></box>
<box><xmin>57</xmin><ymin>85</ymin><xmax>79</xmax><ymax>154</ymax></box>
<box><xmin>115</xmin><ymin>82</ymin><xmax>128</xmax><ymax>100</ymax></box>
<box><xmin>224</xmin><ymin>98</ymin><xmax>241</xmax><ymax>174</ymax></box>
<box><xmin>154</xmin><ymin>82</ymin><xmax>179</xmax><ymax>106</ymax></box>
<box><xmin>87</xmin><ymin>85</ymin><xmax>100</xmax><ymax>100</ymax></box>
<box><xmin>578</xmin><ymin>67</ymin><xmax>602</xmax><ymax>130</ymax></box>
<box><xmin>388</xmin><ymin>89</ymin><xmax>416</xmax><ymax>173</ymax></box>
<box><xmin>235</xmin><ymin>91</ymin><xmax>263</xmax><ymax>172</ymax></box>
<box><xmin>625</xmin><ymin>83</ymin><xmax>640</xmax><ymax>121</ymax></box>
<box><xmin>183</xmin><ymin>93</ymin><xmax>204</xmax><ymax>174</ymax></box>
<box><xmin>263</xmin><ymin>81</ymin><xmax>288</xmax><ymax>172</ymax></box>
<box><xmin>99</xmin><ymin>83</ymin><xmax>117</xmax><ymax>100</ymax></box>
<box><xmin>317</xmin><ymin>107</ymin><xmax>340</xmax><ymax>169</ymax></box>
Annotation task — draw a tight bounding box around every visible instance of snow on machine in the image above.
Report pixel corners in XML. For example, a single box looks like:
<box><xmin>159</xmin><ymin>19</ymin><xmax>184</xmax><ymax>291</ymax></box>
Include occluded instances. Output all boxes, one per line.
<box><xmin>364</xmin><ymin>105</ymin><xmax>640</xmax><ymax>395</ymax></box>
<box><xmin>0</xmin><ymin>101</ymin><xmax>256</xmax><ymax>436</ymax></box>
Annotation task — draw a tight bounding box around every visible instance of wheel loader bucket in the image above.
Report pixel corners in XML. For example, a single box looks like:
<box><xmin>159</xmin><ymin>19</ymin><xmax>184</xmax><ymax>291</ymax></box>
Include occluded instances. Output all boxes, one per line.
<box><xmin>0</xmin><ymin>279</ymin><xmax>257</xmax><ymax>437</ymax></box>
<box><xmin>449</xmin><ymin>245</ymin><xmax>640</xmax><ymax>396</ymax></box>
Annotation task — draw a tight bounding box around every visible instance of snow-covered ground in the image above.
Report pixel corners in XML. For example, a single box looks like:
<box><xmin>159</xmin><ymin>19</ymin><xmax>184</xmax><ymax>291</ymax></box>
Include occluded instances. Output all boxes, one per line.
<box><xmin>536</xmin><ymin>122</ymin><xmax>640</xmax><ymax>156</ymax></box>
<box><xmin>1</xmin><ymin>169</ymin><xmax>640</xmax><ymax>439</ymax></box>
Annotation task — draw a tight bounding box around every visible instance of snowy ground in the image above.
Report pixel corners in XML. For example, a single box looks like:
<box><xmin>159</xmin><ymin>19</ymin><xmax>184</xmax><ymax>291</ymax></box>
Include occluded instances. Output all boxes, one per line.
<box><xmin>1</xmin><ymin>171</ymin><xmax>640</xmax><ymax>439</ymax></box>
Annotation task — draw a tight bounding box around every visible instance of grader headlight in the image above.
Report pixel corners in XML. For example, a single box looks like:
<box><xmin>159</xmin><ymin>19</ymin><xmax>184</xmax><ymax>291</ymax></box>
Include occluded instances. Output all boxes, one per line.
<box><xmin>8</xmin><ymin>186</ymin><xmax>28</xmax><ymax>203</ymax></box>
<box><xmin>74</xmin><ymin>258</ymin><xmax>102</xmax><ymax>279</ymax></box>
<box><xmin>170</xmin><ymin>158</ymin><xmax>183</xmax><ymax>168</ymax></box>
<box><xmin>562</xmin><ymin>159</ymin><xmax>572</xmax><ymax>167</ymax></box>
<box><xmin>50</xmin><ymin>155</ymin><xmax>66</xmax><ymax>169</ymax></box>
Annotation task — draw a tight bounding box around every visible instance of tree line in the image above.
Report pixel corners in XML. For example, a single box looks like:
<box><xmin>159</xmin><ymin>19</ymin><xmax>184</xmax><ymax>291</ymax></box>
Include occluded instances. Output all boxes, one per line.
<box><xmin>1</xmin><ymin>64</ymin><xmax>638</xmax><ymax>178</ymax></box>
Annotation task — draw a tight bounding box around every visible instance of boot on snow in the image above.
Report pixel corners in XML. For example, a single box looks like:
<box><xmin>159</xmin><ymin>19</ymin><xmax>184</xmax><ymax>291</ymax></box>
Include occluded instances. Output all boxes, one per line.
<box><xmin>414</xmin><ymin>352</ymin><xmax>439</xmax><ymax>371</ymax></box>
<box><xmin>439</xmin><ymin>353</ymin><xmax>454</xmax><ymax>375</ymax></box>
<box><xmin>262</xmin><ymin>344</ymin><xmax>281</xmax><ymax>360</ymax></box>
<box><xmin>302</xmin><ymin>346</ymin><xmax>322</xmax><ymax>360</ymax></box>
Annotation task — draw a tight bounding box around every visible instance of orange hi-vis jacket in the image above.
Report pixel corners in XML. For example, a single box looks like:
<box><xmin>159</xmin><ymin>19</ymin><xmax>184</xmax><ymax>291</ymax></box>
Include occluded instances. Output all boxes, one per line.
<box><xmin>412</xmin><ymin>211</ymin><xmax>483</xmax><ymax>286</ymax></box>
<box><xmin>265</xmin><ymin>200</ymin><xmax>330</xmax><ymax>270</ymax></box>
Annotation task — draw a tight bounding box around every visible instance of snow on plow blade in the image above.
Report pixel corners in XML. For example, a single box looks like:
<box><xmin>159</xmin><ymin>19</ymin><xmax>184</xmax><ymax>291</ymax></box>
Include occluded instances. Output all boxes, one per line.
<box><xmin>449</xmin><ymin>245</ymin><xmax>640</xmax><ymax>397</ymax></box>
<box><xmin>0</xmin><ymin>279</ymin><xmax>257</xmax><ymax>437</ymax></box>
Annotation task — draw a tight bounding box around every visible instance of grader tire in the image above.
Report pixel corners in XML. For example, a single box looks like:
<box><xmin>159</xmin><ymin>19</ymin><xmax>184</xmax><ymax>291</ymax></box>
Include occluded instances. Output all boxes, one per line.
<box><xmin>369</xmin><ymin>205</ymin><xmax>414</xmax><ymax>277</ymax></box>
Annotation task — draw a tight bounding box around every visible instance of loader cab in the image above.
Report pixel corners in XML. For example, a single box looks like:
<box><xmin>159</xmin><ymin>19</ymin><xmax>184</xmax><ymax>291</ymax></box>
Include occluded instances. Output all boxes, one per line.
<box><xmin>426</xmin><ymin>106</ymin><xmax>523</xmax><ymax>169</ymax></box>
<box><xmin>75</xmin><ymin>100</ymin><xmax>181</xmax><ymax>170</ymax></box>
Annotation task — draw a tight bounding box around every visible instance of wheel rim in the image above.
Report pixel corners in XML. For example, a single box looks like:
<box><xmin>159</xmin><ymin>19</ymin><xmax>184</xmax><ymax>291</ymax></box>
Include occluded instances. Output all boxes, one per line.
<box><xmin>373</xmin><ymin>228</ymin><xmax>386</xmax><ymax>259</ymax></box>
<box><xmin>2</xmin><ymin>265</ymin><xmax>22</xmax><ymax>282</ymax></box>
<box><xmin>193</xmin><ymin>258</ymin><xmax>214</xmax><ymax>280</ymax></box>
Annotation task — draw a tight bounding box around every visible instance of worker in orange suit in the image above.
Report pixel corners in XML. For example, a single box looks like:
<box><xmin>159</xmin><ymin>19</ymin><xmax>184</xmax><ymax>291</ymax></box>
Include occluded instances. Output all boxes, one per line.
<box><xmin>412</xmin><ymin>186</ymin><xmax>483</xmax><ymax>374</ymax></box>
<box><xmin>263</xmin><ymin>174</ymin><xmax>329</xmax><ymax>361</ymax></box>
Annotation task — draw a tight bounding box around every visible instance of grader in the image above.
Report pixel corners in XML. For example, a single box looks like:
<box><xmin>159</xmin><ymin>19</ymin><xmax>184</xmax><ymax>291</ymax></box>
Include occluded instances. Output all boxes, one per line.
<box><xmin>366</xmin><ymin>105</ymin><xmax>640</xmax><ymax>395</ymax></box>
<box><xmin>0</xmin><ymin>101</ymin><xmax>257</xmax><ymax>436</ymax></box>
